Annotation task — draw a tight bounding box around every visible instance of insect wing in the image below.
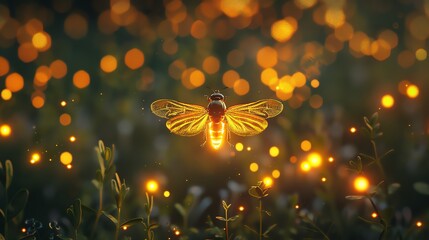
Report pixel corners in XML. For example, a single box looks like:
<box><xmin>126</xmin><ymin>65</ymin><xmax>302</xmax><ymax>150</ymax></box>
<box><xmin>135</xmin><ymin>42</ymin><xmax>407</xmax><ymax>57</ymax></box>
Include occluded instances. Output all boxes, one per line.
<box><xmin>167</xmin><ymin>112</ymin><xmax>208</xmax><ymax>136</ymax></box>
<box><xmin>226</xmin><ymin>99</ymin><xmax>283</xmax><ymax>118</ymax></box>
<box><xmin>225</xmin><ymin>99</ymin><xmax>283</xmax><ymax>136</ymax></box>
<box><xmin>151</xmin><ymin>99</ymin><xmax>207</xmax><ymax>119</ymax></box>
<box><xmin>225</xmin><ymin>112</ymin><xmax>268</xmax><ymax>136</ymax></box>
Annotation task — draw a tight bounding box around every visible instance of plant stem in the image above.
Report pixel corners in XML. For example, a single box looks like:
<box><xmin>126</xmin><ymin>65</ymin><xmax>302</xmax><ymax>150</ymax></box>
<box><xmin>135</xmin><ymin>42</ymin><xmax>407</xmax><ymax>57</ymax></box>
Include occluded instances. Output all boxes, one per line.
<box><xmin>147</xmin><ymin>211</ymin><xmax>151</xmax><ymax>240</ymax></box>
<box><xmin>91</xmin><ymin>186</ymin><xmax>103</xmax><ymax>238</ymax></box>
<box><xmin>259</xmin><ymin>199</ymin><xmax>262</xmax><ymax>240</ymax></box>
<box><xmin>115</xmin><ymin>207</ymin><xmax>121</xmax><ymax>240</ymax></box>
<box><xmin>367</xmin><ymin>195</ymin><xmax>387</xmax><ymax>240</ymax></box>
<box><xmin>225</xmin><ymin>208</ymin><xmax>229</xmax><ymax>240</ymax></box>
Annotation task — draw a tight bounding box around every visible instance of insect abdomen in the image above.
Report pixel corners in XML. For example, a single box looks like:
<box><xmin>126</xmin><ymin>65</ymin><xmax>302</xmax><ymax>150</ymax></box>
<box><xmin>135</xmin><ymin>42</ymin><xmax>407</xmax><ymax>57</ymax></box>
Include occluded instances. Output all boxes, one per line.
<box><xmin>208</xmin><ymin>121</ymin><xmax>225</xmax><ymax>150</ymax></box>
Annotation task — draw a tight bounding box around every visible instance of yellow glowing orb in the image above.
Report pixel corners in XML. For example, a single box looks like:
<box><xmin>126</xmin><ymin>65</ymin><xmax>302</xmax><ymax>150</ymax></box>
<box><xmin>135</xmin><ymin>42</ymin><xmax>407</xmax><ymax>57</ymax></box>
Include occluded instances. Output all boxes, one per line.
<box><xmin>69</xmin><ymin>136</ymin><xmax>76</xmax><ymax>142</ymax></box>
<box><xmin>350</xmin><ymin>127</ymin><xmax>357</xmax><ymax>133</ymax></box>
<box><xmin>269</xmin><ymin>146</ymin><xmax>280</xmax><ymax>157</ymax></box>
<box><xmin>1</xmin><ymin>89</ymin><xmax>12</xmax><ymax>101</ymax></box>
<box><xmin>67</xmin><ymin>164</ymin><xmax>72</xmax><ymax>169</ymax></box>
<box><xmin>321</xmin><ymin>177</ymin><xmax>327</xmax><ymax>182</ymax></box>
<box><xmin>164</xmin><ymin>190</ymin><xmax>170</xmax><ymax>198</ymax></box>
<box><xmin>307</xmin><ymin>152</ymin><xmax>322</xmax><ymax>168</ymax></box>
<box><xmin>371</xmin><ymin>212</ymin><xmax>378</xmax><ymax>218</ymax></box>
<box><xmin>416</xmin><ymin>221</ymin><xmax>423</xmax><ymax>227</ymax></box>
<box><xmin>146</xmin><ymin>180</ymin><xmax>159</xmax><ymax>193</ymax></box>
<box><xmin>31</xmin><ymin>153</ymin><xmax>41</xmax><ymax>164</ymax></box>
<box><xmin>353</xmin><ymin>176</ymin><xmax>369</xmax><ymax>192</ymax></box>
<box><xmin>328</xmin><ymin>157</ymin><xmax>334</xmax><ymax>162</ymax></box>
<box><xmin>60</xmin><ymin>151</ymin><xmax>73</xmax><ymax>165</ymax></box>
<box><xmin>381</xmin><ymin>94</ymin><xmax>394</xmax><ymax>108</ymax></box>
<box><xmin>300</xmin><ymin>161</ymin><xmax>311</xmax><ymax>172</ymax></box>
<box><xmin>272</xmin><ymin>169</ymin><xmax>280</xmax><ymax>179</ymax></box>
<box><xmin>0</xmin><ymin>124</ymin><xmax>12</xmax><ymax>137</ymax></box>
<box><xmin>406</xmin><ymin>84</ymin><xmax>419</xmax><ymax>98</ymax></box>
<box><xmin>300</xmin><ymin>140</ymin><xmax>311</xmax><ymax>151</ymax></box>
<box><xmin>263</xmin><ymin>176</ymin><xmax>273</xmax><ymax>187</ymax></box>
<box><xmin>249</xmin><ymin>162</ymin><xmax>259</xmax><ymax>172</ymax></box>
<box><xmin>60</xmin><ymin>101</ymin><xmax>67</xmax><ymax>107</ymax></box>
<box><xmin>235</xmin><ymin>142</ymin><xmax>244</xmax><ymax>151</ymax></box>
<box><xmin>238</xmin><ymin>206</ymin><xmax>245</xmax><ymax>211</ymax></box>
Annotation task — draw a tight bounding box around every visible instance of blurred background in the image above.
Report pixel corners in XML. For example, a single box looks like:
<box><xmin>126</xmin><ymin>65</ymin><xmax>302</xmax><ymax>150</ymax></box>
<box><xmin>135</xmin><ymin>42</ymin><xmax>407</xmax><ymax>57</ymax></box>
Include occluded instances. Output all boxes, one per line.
<box><xmin>0</xmin><ymin>0</ymin><xmax>429</xmax><ymax>239</ymax></box>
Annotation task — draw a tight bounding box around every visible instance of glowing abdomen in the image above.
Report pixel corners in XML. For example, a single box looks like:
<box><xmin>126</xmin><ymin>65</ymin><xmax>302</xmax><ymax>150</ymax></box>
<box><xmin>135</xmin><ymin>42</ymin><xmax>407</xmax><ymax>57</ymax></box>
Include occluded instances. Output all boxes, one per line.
<box><xmin>208</xmin><ymin>121</ymin><xmax>225</xmax><ymax>150</ymax></box>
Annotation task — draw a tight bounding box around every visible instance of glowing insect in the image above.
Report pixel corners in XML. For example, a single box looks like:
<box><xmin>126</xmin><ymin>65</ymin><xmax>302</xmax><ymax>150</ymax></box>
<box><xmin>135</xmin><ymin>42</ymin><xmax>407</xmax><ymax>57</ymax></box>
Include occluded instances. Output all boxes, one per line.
<box><xmin>151</xmin><ymin>91</ymin><xmax>283</xmax><ymax>150</ymax></box>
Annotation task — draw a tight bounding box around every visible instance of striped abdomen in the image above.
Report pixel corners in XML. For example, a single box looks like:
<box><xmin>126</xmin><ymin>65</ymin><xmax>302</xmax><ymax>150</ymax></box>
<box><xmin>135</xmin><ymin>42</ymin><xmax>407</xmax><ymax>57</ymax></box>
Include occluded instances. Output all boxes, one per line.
<box><xmin>208</xmin><ymin>121</ymin><xmax>225</xmax><ymax>150</ymax></box>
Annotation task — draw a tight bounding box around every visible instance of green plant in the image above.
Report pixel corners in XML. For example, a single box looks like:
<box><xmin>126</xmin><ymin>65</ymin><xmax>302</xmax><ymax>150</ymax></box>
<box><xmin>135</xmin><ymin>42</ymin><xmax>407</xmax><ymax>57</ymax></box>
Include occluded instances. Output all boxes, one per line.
<box><xmin>247</xmin><ymin>181</ymin><xmax>276</xmax><ymax>240</ymax></box>
<box><xmin>141</xmin><ymin>192</ymin><xmax>158</xmax><ymax>240</ymax></box>
<box><xmin>347</xmin><ymin>112</ymin><xmax>395</xmax><ymax>240</ymax></box>
<box><xmin>66</xmin><ymin>199</ymin><xmax>82</xmax><ymax>240</ymax></box>
<box><xmin>0</xmin><ymin>160</ymin><xmax>29</xmax><ymax>240</ymax></box>
<box><xmin>216</xmin><ymin>200</ymin><xmax>239</xmax><ymax>240</ymax></box>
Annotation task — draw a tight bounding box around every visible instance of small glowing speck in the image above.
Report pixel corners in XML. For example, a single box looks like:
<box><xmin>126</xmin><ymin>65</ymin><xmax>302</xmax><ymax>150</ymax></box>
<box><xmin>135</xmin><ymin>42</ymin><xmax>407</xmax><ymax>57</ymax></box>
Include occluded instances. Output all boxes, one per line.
<box><xmin>67</xmin><ymin>164</ymin><xmax>72</xmax><ymax>169</ymax></box>
<box><xmin>249</xmin><ymin>162</ymin><xmax>259</xmax><ymax>172</ymax></box>
<box><xmin>290</xmin><ymin>156</ymin><xmax>297</xmax><ymax>163</ymax></box>
<box><xmin>0</xmin><ymin>124</ymin><xmax>12</xmax><ymax>137</ymax></box>
<box><xmin>31</xmin><ymin>153</ymin><xmax>41</xmax><ymax>164</ymax></box>
<box><xmin>238</xmin><ymin>206</ymin><xmax>245</xmax><ymax>211</ymax></box>
<box><xmin>350</xmin><ymin>127</ymin><xmax>357</xmax><ymax>133</ymax></box>
<box><xmin>371</xmin><ymin>212</ymin><xmax>378</xmax><ymax>218</ymax></box>
<box><xmin>416</xmin><ymin>221</ymin><xmax>423</xmax><ymax>227</ymax></box>
<box><xmin>247</xmin><ymin>146</ymin><xmax>252</xmax><ymax>151</ymax></box>
<box><xmin>354</xmin><ymin>176</ymin><xmax>369</xmax><ymax>192</ymax></box>
<box><xmin>307</xmin><ymin>152</ymin><xmax>322</xmax><ymax>168</ymax></box>
<box><xmin>174</xmin><ymin>230</ymin><xmax>181</xmax><ymax>236</ymax></box>
<box><xmin>406</xmin><ymin>85</ymin><xmax>419</xmax><ymax>98</ymax></box>
<box><xmin>269</xmin><ymin>146</ymin><xmax>280</xmax><ymax>157</ymax></box>
<box><xmin>60</xmin><ymin>101</ymin><xmax>67</xmax><ymax>107</ymax></box>
<box><xmin>263</xmin><ymin>176</ymin><xmax>273</xmax><ymax>187</ymax></box>
<box><xmin>70</xmin><ymin>136</ymin><xmax>76</xmax><ymax>142</ymax></box>
<box><xmin>272</xmin><ymin>169</ymin><xmax>281</xmax><ymax>178</ymax></box>
<box><xmin>381</xmin><ymin>94</ymin><xmax>394</xmax><ymax>108</ymax></box>
<box><xmin>235</xmin><ymin>142</ymin><xmax>244</xmax><ymax>151</ymax></box>
<box><xmin>164</xmin><ymin>190</ymin><xmax>171</xmax><ymax>198</ymax></box>
<box><xmin>60</xmin><ymin>152</ymin><xmax>73</xmax><ymax>165</ymax></box>
<box><xmin>146</xmin><ymin>180</ymin><xmax>159</xmax><ymax>193</ymax></box>
<box><xmin>21</xmin><ymin>228</ymin><xmax>26</xmax><ymax>233</ymax></box>
<box><xmin>321</xmin><ymin>177</ymin><xmax>327</xmax><ymax>182</ymax></box>
<box><xmin>328</xmin><ymin>157</ymin><xmax>334</xmax><ymax>163</ymax></box>
<box><xmin>300</xmin><ymin>161</ymin><xmax>311</xmax><ymax>172</ymax></box>
<box><xmin>122</xmin><ymin>226</ymin><xmax>128</xmax><ymax>230</ymax></box>
<box><xmin>295</xmin><ymin>204</ymin><xmax>299</xmax><ymax>209</ymax></box>
<box><xmin>300</xmin><ymin>140</ymin><xmax>311</xmax><ymax>151</ymax></box>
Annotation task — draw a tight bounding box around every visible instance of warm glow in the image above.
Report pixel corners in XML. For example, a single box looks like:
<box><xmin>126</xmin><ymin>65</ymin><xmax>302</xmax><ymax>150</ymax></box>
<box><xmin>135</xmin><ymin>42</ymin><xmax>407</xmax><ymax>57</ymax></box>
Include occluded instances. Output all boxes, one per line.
<box><xmin>59</xmin><ymin>113</ymin><xmax>72</xmax><ymax>126</ymax></box>
<box><xmin>246</xmin><ymin>146</ymin><xmax>252</xmax><ymax>151</ymax></box>
<box><xmin>328</xmin><ymin>157</ymin><xmax>334</xmax><ymax>163</ymax></box>
<box><xmin>202</xmin><ymin>56</ymin><xmax>220</xmax><ymax>74</ymax></box>
<box><xmin>163</xmin><ymin>190</ymin><xmax>170</xmax><ymax>198</ymax></box>
<box><xmin>235</xmin><ymin>142</ymin><xmax>244</xmax><ymax>151</ymax></box>
<box><xmin>233</xmin><ymin>79</ymin><xmax>250</xmax><ymax>96</ymax></box>
<box><xmin>60</xmin><ymin>101</ymin><xmax>67</xmax><ymax>107</ymax></box>
<box><xmin>325</xmin><ymin>8</ymin><xmax>345</xmax><ymax>28</ymax></box>
<box><xmin>310</xmin><ymin>79</ymin><xmax>320</xmax><ymax>88</ymax></box>
<box><xmin>222</xmin><ymin>70</ymin><xmax>240</xmax><ymax>88</ymax></box>
<box><xmin>0</xmin><ymin>124</ymin><xmax>12</xmax><ymax>137</ymax></box>
<box><xmin>125</xmin><ymin>48</ymin><xmax>144</xmax><ymax>70</ymax></box>
<box><xmin>73</xmin><ymin>70</ymin><xmax>90</xmax><ymax>89</ymax></box>
<box><xmin>256</xmin><ymin>46</ymin><xmax>278</xmax><ymax>68</ymax></box>
<box><xmin>300</xmin><ymin>161</ymin><xmax>311</xmax><ymax>172</ymax></box>
<box><xmin>381</xmin><ymin>94</ymin><xmax>394</xmax><ymax>108</ymax></box>
<box><xmin>353</xmin><ymin>176</ymin><xmax>369</xmax><ymax>192</ymax></box>
<box><xmin>67</xmin><ymin>164</ymin><xmax>72</xmax><ymax>169</ymax></box>
<box><xmin>249</xmin><ymin>162</ymin><xmax>259</xmax><ymax>172</ymax></box>
<box><xmin>122</xmin><ymin>226</ymin><xmax>128</xmax><ymax>230</ymax></box>
<box><xmin>269</xmin><ymin>146</ymin><xmax>280</xmax><ymax>157</ymax></box>
<box><xmin>5</xmin><ymin>72</ymin><xmax>24</xmax><ymax>92</ymax></box>
<box><xmin>21</xmin><ymin>228</ymin><xmax>26</xmax><ymax>233</ymax></box>
<box><xmin>189</xmin><ymin>69</ymin><xmax>205</xmax><ymax>88</ymax></box>
<box><xmin>263</xmin><ymin>176</ymin><xmax>273</xmax><ymax>187</ymax></box>
<box><xmin>321</xmin><ymin>177</ymin><xmax>327</xmax><ymax>182</ymax></box>
<box><xmin>146</xmin><ymin>180</ymin><xmax>159</xmax><ymax>193</ymax></box>
<box><xmin>50</xmin><ymin>59</ymin><xmax>67</xmax><ymax>79</ymax></box>
<box><xmin>406</xmin><ymin>84</ymin><xmax>419</xmax><ymax>98</ymax></box>
<box><xmin>32</xmin><ymin>32</ymin><xmax>49</xmax><ymax>49</ymax></box>
<box><xmin>209</xmin><ymin>122</ymin><xmax>225</xmax><ymax>149</ymax></box>
<box><xmin>238</xmin><ymin>206</ymin><xmax>245</xmax><ymax>211</ymax></box>
<box><xmin>32</xmin><ymin>96</ymin><xmax>45</xmax><ymax>109</ymax></box>
<box><xmin>271</xmin><ymin>17</ymin><xmax>297</xmax><ymax>42</ymax></box>
<box><xmin>69</xmin><ymin>136</ymin><xmax>76</xmax><ymax>142</ymax></box>
<box><xmin>31</xmin><ymin>153</ymin><xmax>41</xmax><ymax>164</ymax></box>
<box><xmin>350</xmin><ymin>127</ymin><xmax>357</xmax><ymax>133</ymax></box>
<box><xmin>0</xmin><ymin>56</ymin><xmax>9</xmax><ymax>76</ymax></box>
<box><xmin>174</xmin><ymin>230</ymin><xmax>181</xmax><ymax>236</ymax></box>
<box><xmin>295</xmin><ymin>204</ymin><xmax>299</xmax><ymax>209</ymax></box>
<box><xmin>371</xmin><ymin>212</ymin><xmax>378</xmax><ymax>218</ymax></box>
<box><xmin>415</xmin><ymin>48</ymin><xmax>427</xmax><ymax>61</ymax></box>
<box><xmin>300</xmin><ymin>140</ymin><xmax>312</xmax><ymax>151</ymax></box>
<box><xmin>60</xmin><ymin>151</ymin><xmax>73</xmax><ymax>165</ymax></box>
<box><xmin>416</xmin><ymin>221</ymin><xmax>423</xmax><ymax>227</ymax></box>
<box><xmin>272</xmin><ymin>169</ymin><xmax>281</xmax><ymax>179</ymax></box>
<box><xmin>307</xmin><ymin>152</ymin><xmax>322</xmax><ymax>168</ymax></box>
<box><xmin>100</xmin><ymin>55</ymin><xmax>118</xmax><ymax>73</ymax></box>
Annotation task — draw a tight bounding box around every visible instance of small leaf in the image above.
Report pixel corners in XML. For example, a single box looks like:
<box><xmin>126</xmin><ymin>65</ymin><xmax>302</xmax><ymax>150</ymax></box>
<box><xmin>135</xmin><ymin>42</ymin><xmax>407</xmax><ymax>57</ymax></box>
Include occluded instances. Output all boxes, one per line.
<box><xmin>265</xmin><ymin>210</ymin><xmax>272</xmax><ymax>216</ymax></box>
<box><xmin>414</xmin><ymin>182</ymin><xmax>429</xmax><ymax>195</ymax></box>
<box><xmin>228</xmin><ymin>215</ymin><xmax>239</xmax><ymax>222</ymax></box>
<box><xmin>264</xmin><ymin>224</ymin><xmax>277</xmax><ymax>235</ymax></box>
<box><xmin>7</xmin><ymin>188</ymin><xmax>29</xmax><ymax>219</ymax></box>
<box><xmin>98</xmin><ymin>140</ymin><xmax>105</xmax><ymax>155</ymax></box>
<box><xmin>111</xmin><ymin>179</ymin><xmax>119</xmax><ymax>194</ymax></box>
<box><xmin>370</xmin><ymin>112</ymin><xmax>379</xmax><ymax>125</ymax></box>
<box><xmin>345</xmin><ymin>195</ymin><xmax>365</xmax><ymax>200</ymax></box>
<box><xmin>244</xmin><ymin>225</ymin><xmax>258</xmax><ymax>235</ymax></box>
<box><xmin>215</xmin><ymin>216</ymin><xmax>226</xmax><ymax>221</ymax></box>
<box><xmin>174</xmin><ymin>203</ymin><xmax>187</xmax><ymax>218</ymax></box>
<box><xmin>248</xmin><ymin>186</ymin><xmax>262</xmax><ymax>199</ymax></box>
<box><xmin>148</xmin><ymin>223</ymin><xmax>159</xmax><ymax>230</ymax></box>
<box><xmin>102</xmin><ymin>211</ymin><xmax>118</xmax><ymax>224</ymax></box>
<box><xmin>5</xmin><ymin>160</ymin><xmax>13</xmax><ymax>190</ymax></box>
<box><xmin>105</xmin><ymin>147</ymin><xmax>112</xmax><ymax>163</ymax></box>
<box><xmin>120</xmin><ymin>217</ymin><xmax>144</xmax><ymax>229</ymax></box>
<box><xmin>95</xmin><ymin>147</ymin><xmax>105</xmax><ymax>178</ymax></box>
<box><xmin>73</xmin><ymin>199</ymin><xmax>82</xmax><ymax>228</ymax></box>
<box><xmin>222</xmin><ymin>200</ymin><xmax>227</xmax><ymax>210</ymax></box>
<box><xmin>388</xmin><ymin>183</ymin><xmax>401</xmax><ymax>195</ymax></box>
<box><xmin>91</xmin><ymin>179</ymin><xmax>101</xmax><ymax>189</ymax></box>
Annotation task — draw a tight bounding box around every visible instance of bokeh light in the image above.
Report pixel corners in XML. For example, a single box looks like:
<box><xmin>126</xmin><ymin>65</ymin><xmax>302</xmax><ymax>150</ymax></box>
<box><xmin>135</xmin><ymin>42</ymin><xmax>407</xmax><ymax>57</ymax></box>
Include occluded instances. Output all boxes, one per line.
<box><xmin>73</xmin><ymin>70</ymin><xmax>90</xmax><ymax>89</ymax></box>
<box><xmin>381</xmin><ymin>94</ymin><xmax>394</xmax><ymax>108</ymax></box>
<box><xmin>100</xmin><ymin>55</ymin><xmax>118</xmax><ymax>73</ymax></box>
<box><xmin>263</xmin><ymin>176</ymin><xmax>273</xmax><ymax>187</ymax></box>
<box><xmin>146</xmin><ymin>179</ymin><xmax>159</xmax><ymax>193</ymax></box>
<box><xmin>1</xmin><ymin>89</ymin><xmax>12</xmax><ymax>101</ymax></box>
<box><xmin>0</xmin><ymin>124</ymin><xmax>12</xmax><ymax>137</ymax></box>
<box><xmin>307</xmin><ymin>152</ymin><xmax>322</xmax><ymax>168</ymax></box>
<box><xmin>249</xmin><ymin>162</ymin><xmax>259</xmax><ymax>172</ymax></box>
<box><xmin>269</xmin><ymin>146</ymin><xmax>280</xmax><ymax>157</ymax></box>
<box><xmin>235</xmin><ymin>142</ymin><xmax>244</xmax><ymax>151</ymax></box>
<box><xmin>300</xmin><ymin>140</ymin><xmax>312</xmax><ymax>151</ymax></box>
<box><xmin>60</xmin><ymin>151</ymin><xmax>73</xmax><ymax>165</ymax></box>
<box><xmin>406</xmin><ymin>84</ymin><xmax>419</xmax><ymax>98</ymax></box>
<box><xmin>353</xmin><ymin>176</ymin><xmax>369</xmax><ymax>192</ymax></box>
<box><xmin>125</xmin><ymin>48</ymin><xmax>144</xmax><ymax>70</ymax></box>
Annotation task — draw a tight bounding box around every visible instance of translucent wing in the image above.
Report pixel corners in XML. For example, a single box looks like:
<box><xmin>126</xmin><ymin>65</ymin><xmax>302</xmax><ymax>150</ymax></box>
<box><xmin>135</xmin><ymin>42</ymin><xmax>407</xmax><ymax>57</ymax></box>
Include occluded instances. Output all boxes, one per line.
<box><xmin>151</xmin><ymin>99</ymin><xmax>207</xmax><ymax>119</ymax></box>
<box><xmin>226</xmin><ymin>99</ymin><xmax>283</xmax><ymax>118</ymax></box>
<box><xmin>225</xmin><ymin>99</ymin><xmax>283</xmax><ymax>136</ymax></box>
<box><xmin>151</xmin><ymin>99</ymin><xmax>208</xmax><ymax>136</ymax></box>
